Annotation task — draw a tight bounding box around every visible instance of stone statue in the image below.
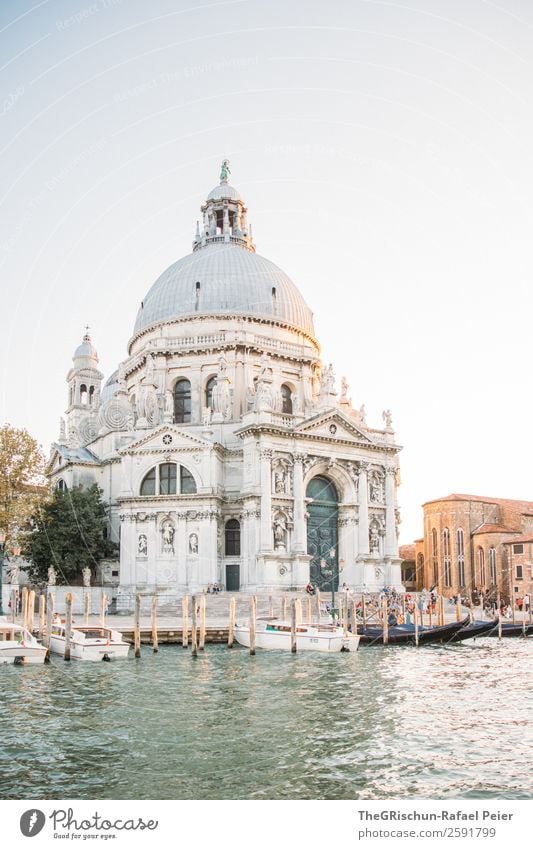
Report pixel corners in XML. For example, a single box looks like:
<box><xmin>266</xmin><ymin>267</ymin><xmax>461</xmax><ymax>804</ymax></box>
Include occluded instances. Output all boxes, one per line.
<box><xmin>47</xmin><ymin>565</ymin><xmax>57</xmax><ymax>586</ymax></box>
<box><xmin>138</xmin><ymin>534</ymin><xmax>148</xmax><ymax>556</ymax></box>
<box><xmin>370</xmin><ymin>478</ymin><xmax>384</xmax><ymax>504</ymax></box>
<box><xmin>82</xmin><ymin>567</ymin><xmax>91</xmax><ymax>587</ymax></box>
<box><xmin>202</xmin><ymin>406</ymin><xmax>213</xmax><ymax>427</ymax></box>
<box><xmin>274</xmin><ymin>470</ymin><xmax>286</xmax><ymax>494</ymax></box>
<box><xmin>59</xmin><ymin>417</ymin><xmax>66</xmax><ymax>442</ymax></box>
<box><xmin>369</xmin><ymin>527</ymin><xmax>380</xmax><ymax>553</ymax></box>
<box><xmin>325</xmin><ymin>364</ymin><xmax>336</xmax><ymax>394</ymax></box>
<box><xmin>383</xmin><ymin>409</ymin><xmax>392</xmax><ymax>428</ymax></box>
<box><xmin>10</xmin><ymin>563</ymin><xmax>20</xmax><ymax>585</ymax></box>
<box><xmin>259</xmin><ymin>352</ymin><xmax>272</xmax><ymax>379</ymax></box>
<box><xmin>144</xmin><ymin>353</ymin><xmax>156</xmax><ymax>385</ymax></box>
<box><xmin>220</xmin><ymin>159</ymin><xmax>230</xmax><ymax>182</ymax></box>
<box><xmin>359</xmin><ymin>404</ymin><xmax>366</xmax><ymax>425</ymax></box>
<box><xmin>273</xmin><ymin>516</ymin><xmax>287</xmax><ymax>550</ymax></box>
<box><xmin>189</xmin><ymin>533</ymin><xmax>198</xmax><ymax>554</ymax></box>
<box><xmin>340</xmin><ymin>376</ymin><xmax>349</xmax><ymax>402</ymax></box>
<box><xmin>161</xmin><ymin>520</ymin><xmax>175</xmax><ymax>554</ymax></box>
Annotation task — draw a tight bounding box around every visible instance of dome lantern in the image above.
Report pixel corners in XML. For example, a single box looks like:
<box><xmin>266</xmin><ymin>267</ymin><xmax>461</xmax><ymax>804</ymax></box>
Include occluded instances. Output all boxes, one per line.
<box><xmin>193</xmin><ymin>160</ymin><xmax>255</xmax><ymax>254</ymax></box>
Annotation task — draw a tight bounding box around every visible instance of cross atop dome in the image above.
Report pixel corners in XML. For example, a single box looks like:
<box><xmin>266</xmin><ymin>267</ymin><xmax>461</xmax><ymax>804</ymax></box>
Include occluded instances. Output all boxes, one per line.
<box><xmin>193</xmin><ymin>160</ymin><xmax>255</xmax><ymax>253</ymax></box>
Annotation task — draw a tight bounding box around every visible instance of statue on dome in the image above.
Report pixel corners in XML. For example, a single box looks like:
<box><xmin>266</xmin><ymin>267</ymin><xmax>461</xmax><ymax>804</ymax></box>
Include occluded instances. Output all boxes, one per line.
<box><xmin>339</xmin><ymin>376</ymin><xmax>349</xmax><ymax>402</ymax></box>
<box><xmin>359</xmin><ymin>404</ymin><xmax>366</xmax><ymax>425</ymax></box>
<box><xmin>382</xmin><ymin>409</ymin><xmax>393</xmax><ymax>429</ymax></box>
<box><xmin>220</xmin><ymin>159</ymin><xmax>231</xmax><ymax>182</ymax></box>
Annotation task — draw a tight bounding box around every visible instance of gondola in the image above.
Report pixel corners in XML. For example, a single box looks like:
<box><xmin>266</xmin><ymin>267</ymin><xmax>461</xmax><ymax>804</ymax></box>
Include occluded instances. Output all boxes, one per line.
<box><xmin>446</xmin><ymin>618</ymin><xmax>500</xmax><ymax>643</ymax></box>
<box><xmin>356</xmin><ymin>615</ymin><xmax>471</xmax><ymax>646</ymax></box>
<box><xmin>484</xmin><ymin>620</ymin><xmax>533</xmax><ymax>638</ymax></box>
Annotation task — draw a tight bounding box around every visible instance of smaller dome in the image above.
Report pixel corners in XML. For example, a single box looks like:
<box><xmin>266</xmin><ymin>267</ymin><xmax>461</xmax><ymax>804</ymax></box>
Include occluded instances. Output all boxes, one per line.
<box><xmin>207</xmin><ymin>183</ymin><xmax>242</xmax><ymax>202</ymax></box>
<box><xmin>100</xmin><ymin>370</ymin><xmax>118</xmax><ymax>403</ymax></box>
<box><xmin>73</xmin><ymin>331</ymin><xmax>98</xmax><ymax>364</ymax></box>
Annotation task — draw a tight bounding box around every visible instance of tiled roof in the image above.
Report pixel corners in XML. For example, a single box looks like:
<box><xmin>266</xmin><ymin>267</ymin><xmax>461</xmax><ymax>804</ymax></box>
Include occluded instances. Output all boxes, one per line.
<box><xmin>502</xmin><ymin>534</ymin><xmax>533</xmax><ymax>545</ymax></box>
<box><xmin>472</xmin><ymin>523</ymin><xmax>520</xmax><ymax>535</ymax></box>
<box><xmin>399</xmin><ymin>544</ymin><xmax>416</xmax><ymax>560</ymax></box>
<box><xmin>424</xmin><ymin>493</ymin><xmax>533</xmax><ymax>512</ymax></box>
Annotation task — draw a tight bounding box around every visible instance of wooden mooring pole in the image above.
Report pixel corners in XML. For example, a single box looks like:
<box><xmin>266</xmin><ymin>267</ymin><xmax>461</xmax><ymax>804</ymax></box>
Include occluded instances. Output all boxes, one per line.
<box><xmin>268</xmin><ymin>595</ymin><xmax>274</xmax><ymax>618</ymax></box>
<box><xmin>281</xmin><ymin>595</ymin><xmax>287</xmax><ymax>621</ymax></box>
<box><xmin>100</xmin><ymin>591</ymin><xmax>107</xmax><ymax>627</ymax></box>
<box><xmin>438</xmin><ymin>595</ymin><xmax>444</xmax><ymax>627</ymax></box>
<box><xmin>456</xmin><ymin>594</ymin><xmax>461</xmax><ymax>622</ymax></box>
<box><xmin>27</xmin><ymin>590</ymin><xmax>35</xmax><ymax>634</ymax></box>
<box><xmin>295</xmin><ymin>598</ymin><xmax>302</xmax><ymax>626</ymax></box>
<box><xmin>352</xmin><ymin>601</ymin><xmax>358</xmax><ymax>635</ymax></box>
<box><xmin>134</xmin><ymin>593</ymin><xmax>141</xmax><ymax>658</ymax></box>
<box><xmin>382</xmin><ymin>596</ymin><xmax>389</xmax><ymax>645</ymax></box>
<box><xmin>45</xmin><ymin>593</ymin><xmax>54</xmax><ymax>648</ymax></box>
<box><xmin>191</xmin><ymin>595</ymin><xmax>198</xmax><ymax>657</ymax></box>
<box><xmin>497</xmin><ymin>591</ymin><xmax>502</xmax><ymax>641</ymax></box>
<box><xmin>182</xmin><ymin>596</ymin><xmax>189</xmax><ymax>648</ymax></box>
<box><xmin>249</xmin><ymin>595</ymin><xmax>256</xmax><ymax>655</ymax></box>
<box><xmin>21</xmin><ymin>587</ymin><xmax>28</xmax><ymax>629</ymax></box>
<box><xmin>414</xmin><ymin>596</ymin><xmax>419</xmax><ymax>647</ymax></box>
<box><xmin>227</xmin><ymin>596</ymin><xmax>236</xmax><ymax>648</ymax></box>
<box><xmin>38</xmin><ymin>594</ymin><xmax>46</xmax><ymax>640</ymax></box>
<box><xmin>64</xmin><ymin>592</ymin><xmax>72</xmax><ymax>661</ymax></box>
<box><xmin>199</xmin><ymin>593</ymin><xmax>206</xmax><ymax>650</ymax></box>
<box><xmin>290</xmin><ymin>599</ymin><xmax>297</xmax><ymax>653</ymax></box>
<box><xmin>151</xmin><ymin>595</ymin><xmax>158</xmax><ymax>653</ymax></box>
<box><xmin>362</xmin><ymin>594</ymin><xmax>367</xmax><ymax>627</ymax></box>
<box><xmin>316</xmin><ymin>588</ymin><xmax>321</xmax><ymax>622</ymax></box>
<box><xmin>84</xmin><ymin>591</ymin><xmax>90</xmax><ymax>625</ymax></box>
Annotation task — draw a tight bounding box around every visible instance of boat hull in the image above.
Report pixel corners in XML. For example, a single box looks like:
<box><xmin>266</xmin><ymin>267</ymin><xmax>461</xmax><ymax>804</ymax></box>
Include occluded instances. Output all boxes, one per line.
<box><xmin>0</xmin><ymin>645</ymin><xmax>48</xmax><ymax>665</ymax></box>
<box><xmin>49</xmin><ymin>635</ymin><xmax>130</xmax><ymax>661</ymax></box>
<box><xmin>357</xmin><ymin>616</ymin><xmax>471</xmax><ymax>646</ymax></box>
<box><xmin>234</xmin><ymin>624</ymin><xmax>359</xmax><ymax>652</ymax></box>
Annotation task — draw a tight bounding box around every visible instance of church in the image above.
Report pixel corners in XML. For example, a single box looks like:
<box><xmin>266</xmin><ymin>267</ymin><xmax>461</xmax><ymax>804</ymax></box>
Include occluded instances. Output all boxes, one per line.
<box><xmin>48</xmin><ymin>162</ymin><xmax>403</xmax><ymax>605</ymax></box>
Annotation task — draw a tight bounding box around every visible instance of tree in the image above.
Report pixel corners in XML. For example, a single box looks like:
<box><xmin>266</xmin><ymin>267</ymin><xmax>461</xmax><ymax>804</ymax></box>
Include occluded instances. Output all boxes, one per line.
<box><xmin>0</xmin><ymin>423</ymin><xmax>47</xmax><ymax>546</ymax></box>
<box><xmin>25</xmin><ymin>484</ymin><xmax>117</xmax><ymax>584</ymax></box>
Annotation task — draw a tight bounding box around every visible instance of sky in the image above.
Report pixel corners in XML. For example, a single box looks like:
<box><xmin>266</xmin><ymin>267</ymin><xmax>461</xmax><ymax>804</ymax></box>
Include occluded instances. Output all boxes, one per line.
<box><xmin>1</xmin><ymin>0</ymin><xmax>532</xmax><ymax>545</ymax></box>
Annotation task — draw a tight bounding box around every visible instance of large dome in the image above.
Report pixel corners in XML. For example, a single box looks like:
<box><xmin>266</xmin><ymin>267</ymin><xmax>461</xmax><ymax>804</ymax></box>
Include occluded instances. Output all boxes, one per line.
<box><xmin>133</xmin><ymin>242</ymin><xmax>315</xmax><ymax>336</ymax></box>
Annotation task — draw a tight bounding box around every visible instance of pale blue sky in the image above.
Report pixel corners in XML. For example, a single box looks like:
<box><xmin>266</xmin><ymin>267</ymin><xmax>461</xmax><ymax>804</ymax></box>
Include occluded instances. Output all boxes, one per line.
<box><xmin>1</xmin><ymin>0</ymin><xmax>533</xmax><ymax>543</ymax></box>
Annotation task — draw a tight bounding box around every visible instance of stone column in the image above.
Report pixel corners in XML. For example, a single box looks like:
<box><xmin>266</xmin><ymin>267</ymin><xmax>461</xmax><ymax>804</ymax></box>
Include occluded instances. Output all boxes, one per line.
<box><xmin>119</xmin><ymin>514</ymin><xmax>137</xmax><ymax>587</ymax></box>
<box><xmin>292</xmin><ymin>453</ymin><xmax>306</xmax><ymax>553</ymax></box>
<box><xmin>260</xmin><ymin>448</ymin><xmax>273</xmax><ymax>552</ymax></box>
<box><xmin>358</xmin><ymin>463</ymin><xmax>370</xmax><ymax>556</ymax></box>
<box><xmin>385</xmin><ymin>466</ymin><xmax>396</xmax><ymax>557</ymax></box>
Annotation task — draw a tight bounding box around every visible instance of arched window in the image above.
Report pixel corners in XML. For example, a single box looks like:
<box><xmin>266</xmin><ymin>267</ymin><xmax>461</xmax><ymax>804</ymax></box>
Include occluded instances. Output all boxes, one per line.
<box><xmin>180</xmin><ymin>466</ymin><xmax>197</xmax><ymax>494</ymax></box>
<box><xmin>281</xmin><ymin>384</ymin><xmax>292</xmax><ymax>414</ymax></box>
<box><xmin>489</xmin><ymin>547</ymin><xmax>496</xmax><ymax>584</ymax></box>
<box><xmin>431</xmin><ymin>528</ymin><xmax>438</xmax><ymax>585</ymax></box>
<box><xmin>80</xmin><ymin>384</ymin><xmax>88</xmax><ymax>405</ymax></box>
<box><xmin>140</xmin><ymin>467</ymin><xmax>156</xmax><ymax>496</ymax></box>
<box><xmin>56</xmin><ymin>478</ymin><xmax>67</xmax><ymax>492</ymax></box>
<box><xmin>140</xmin><ymin>463</ymin><xmax>196</xmax><ymax>496</ymax></box>
<box><xmin>456</xmin><ymin>528</ymin><xmax>465</xmax><ymax>587</ymax></box>
<box><xmin>442</xmin><ymin>528</ymin><xmax>451</xmax><ymax>587</ymax></box>
<box><xmin>477</xmin><ymin>547</ymin><xmax>485</xmax><ymax>588</ymax></box>
<box><xmin>206</xmin><ymin>376</ymin><xmax>216</xmax><ymax>410</ymax></box>
<box><xmin>89</xmin><ymin>386</ymin><xmax>95</xmax><ymax>405</ymax></box>
<box><xmin>159</xmin><ymin>463</ymin><xmax>177</xmax><ymax>495</ymax></box>
<box><xmin>225</xmin><ymin>519</ymin><xmax>241</xmax><ymax>556</ymax></box>
<box><xmin>174</xmin><ymin>379</ymin><xmax>191</xmax><ymax>423</ymax></box>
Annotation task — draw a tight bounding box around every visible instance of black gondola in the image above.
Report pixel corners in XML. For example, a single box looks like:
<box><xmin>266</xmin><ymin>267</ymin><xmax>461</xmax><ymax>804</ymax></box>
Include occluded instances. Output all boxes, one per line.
<box><xmin>484</xmin><ymin>621</ymin><xmax>533</xmax><ymax>638</ymax></box>
<box><xmin>446</xmin><ymin>618</ymin><xmax>499</xmax><ymax>643</ymax></box>
<box><xmin>356</xmin><ymin>615</ymin><xmax>471</xmax><ymax>646</ymax></box>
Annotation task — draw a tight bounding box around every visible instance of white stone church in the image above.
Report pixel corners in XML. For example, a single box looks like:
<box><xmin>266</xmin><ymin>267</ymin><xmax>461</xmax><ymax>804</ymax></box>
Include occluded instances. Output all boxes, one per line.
<box><xmin>48</xmin><ymin>162</ymin><xmax>403</xmax><ymax>602</ymax></box>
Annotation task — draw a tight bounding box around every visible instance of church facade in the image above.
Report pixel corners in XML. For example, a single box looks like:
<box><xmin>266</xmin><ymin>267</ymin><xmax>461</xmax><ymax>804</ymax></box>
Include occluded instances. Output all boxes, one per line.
<box><xmin>48</xmin><ymin>164</ymin><xmax>403</xmax><ymax>603</ymax></box>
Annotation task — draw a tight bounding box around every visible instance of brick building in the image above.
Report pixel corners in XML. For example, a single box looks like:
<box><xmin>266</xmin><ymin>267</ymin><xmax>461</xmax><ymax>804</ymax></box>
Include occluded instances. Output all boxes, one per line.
<box><xmin>414</xmin><ymin>494</ymin><xmax>533</xmax><ymax>600</ymax></box>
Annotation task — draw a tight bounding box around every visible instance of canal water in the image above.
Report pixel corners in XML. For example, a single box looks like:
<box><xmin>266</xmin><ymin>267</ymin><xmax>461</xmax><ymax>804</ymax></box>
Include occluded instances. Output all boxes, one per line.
<box><xmin>1</xmin><ymin>639</ymin><xmax>531</xmax><ymax>800</ymax></box>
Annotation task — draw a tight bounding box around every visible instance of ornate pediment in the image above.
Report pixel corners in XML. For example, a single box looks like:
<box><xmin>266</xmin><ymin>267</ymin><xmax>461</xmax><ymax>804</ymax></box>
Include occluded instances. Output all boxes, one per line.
<box><xmin>118</xmin><ymin>425</ymin><xmax>213</xmax><ymax>455</ymax></box>
<box><xmin>294</xmin><ymin>410</ymin><xmax>375</xmax><ymax>444</ymax></box>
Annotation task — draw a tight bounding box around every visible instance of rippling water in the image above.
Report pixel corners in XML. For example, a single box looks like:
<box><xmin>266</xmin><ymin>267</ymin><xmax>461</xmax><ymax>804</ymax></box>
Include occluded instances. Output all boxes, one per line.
<box><xmin>0</xmin><ymin>639</ymin><xmax>531</xmax><ymax>800</ymax></box>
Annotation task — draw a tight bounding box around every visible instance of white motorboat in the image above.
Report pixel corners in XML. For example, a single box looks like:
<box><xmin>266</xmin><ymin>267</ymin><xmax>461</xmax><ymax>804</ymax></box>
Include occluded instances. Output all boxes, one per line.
<box><xmin>234</xmin><ymin>619</ymin><xmax>360</xmax><ymax>652</ymax></box>
<box><xmin>0</xmin><ymin>619</ymin><xmax>48</xmax><ymax>665</ymax></box>
<box><xmin>48</xmin><ymin>621</ymin><xmax>130</xmax><ymax>661</ymax></box>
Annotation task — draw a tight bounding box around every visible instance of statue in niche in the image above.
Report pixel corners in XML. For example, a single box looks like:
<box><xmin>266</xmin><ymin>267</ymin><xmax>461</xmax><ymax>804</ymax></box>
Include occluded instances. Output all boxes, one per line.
<box><xmin>273</xmin><ymin>515</ymin><xmax>287</xmax><ymax>550</ymax></box>
<box><xmin>369</xmin><ymin>527</ymin><xmax>380</xmax><ymax>553</ymax></box>
<box><xmin>161</xmin><ymin>520</ymin><xmax>175</xmax><ymax>555</ymax></box>
<box><xmin>189</xmin><ymin>533</ymin><xmax>199</xmax><ymax>554</ymax></box>
<box><xmin>370</xmin><ymin>478</ymin><xmax>384</xmax><ymax>504</ymax></box>
<box><xmin>274</xmin><ymin>470</ymin><xmax>286</xmax><ymax>494</ymax></box>
<box><xmin>47</xmin><ymin>566</ymin><xmax>57</xmax><ymax>586</ymax></box>
<box><xmin>138</xmin><ymin>534</ymin><xmax>148</xmax><ymax>556</ymax></box>
<box><xmin>82</xmin><ymin>567</ymin><xmax>91</xmax><ymax>587</ymax></box>
<box><xmin>383</xmin><ymin>409</ymin><xmax>393</xmax><ymax>428</ymax></box>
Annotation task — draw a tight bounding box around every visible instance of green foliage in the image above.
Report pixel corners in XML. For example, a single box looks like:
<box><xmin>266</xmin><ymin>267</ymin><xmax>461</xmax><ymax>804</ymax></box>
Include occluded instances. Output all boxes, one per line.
<box><xmin>0</xmin><ymin>423</ymin><xmax>47</xmax><ymax>548</ymax></box>
<box><xmin>24</xmin><ymin>484</ymin><xmax>116</xmax><ymax>584</ymax></box>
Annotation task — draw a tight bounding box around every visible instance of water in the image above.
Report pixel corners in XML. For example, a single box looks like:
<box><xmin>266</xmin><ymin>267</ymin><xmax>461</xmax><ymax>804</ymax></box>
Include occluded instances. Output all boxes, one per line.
<box><xmin>0</xmin><ymin>639</ymin><xmax>531</xmax><ymax>800</ymax></box>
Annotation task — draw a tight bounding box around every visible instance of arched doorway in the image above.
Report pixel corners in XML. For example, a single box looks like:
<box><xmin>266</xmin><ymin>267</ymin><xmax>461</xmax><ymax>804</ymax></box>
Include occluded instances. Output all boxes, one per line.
<box><xmin>306</xmin><ymin>476</ymin><xmax>339</xmax><ymax>592</ymax></box>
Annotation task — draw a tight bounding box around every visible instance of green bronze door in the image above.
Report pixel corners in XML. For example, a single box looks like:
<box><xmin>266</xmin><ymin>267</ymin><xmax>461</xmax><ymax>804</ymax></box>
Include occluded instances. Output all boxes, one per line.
<box><xmin>306</xmin><ymin>476</ymin><xmax>339</xmax><ymax>591</ymax></box>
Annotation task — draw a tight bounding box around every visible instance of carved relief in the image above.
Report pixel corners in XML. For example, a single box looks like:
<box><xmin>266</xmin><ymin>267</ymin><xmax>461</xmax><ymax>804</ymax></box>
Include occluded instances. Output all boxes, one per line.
<box><xmin>138</xmin><ymin>534</ymin><xmax>148</xmax><ymax>557</ymax></box>
<box><xmin>78</xmin><ymin>415</ymin><xmax>99</xmax><ymax>445</ymax></box>
<box><xmin>161</xmin><ymin>519</ymin><xmax>175</xmax><ymax>555</ymax></box>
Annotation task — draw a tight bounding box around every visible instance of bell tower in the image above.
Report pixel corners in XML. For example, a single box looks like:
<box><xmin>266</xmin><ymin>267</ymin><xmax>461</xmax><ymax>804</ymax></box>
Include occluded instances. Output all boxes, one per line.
<box><xmin>65</xmin><ymin>328</ymin><xmax>103</xmax><ymax>439</ymax></box>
